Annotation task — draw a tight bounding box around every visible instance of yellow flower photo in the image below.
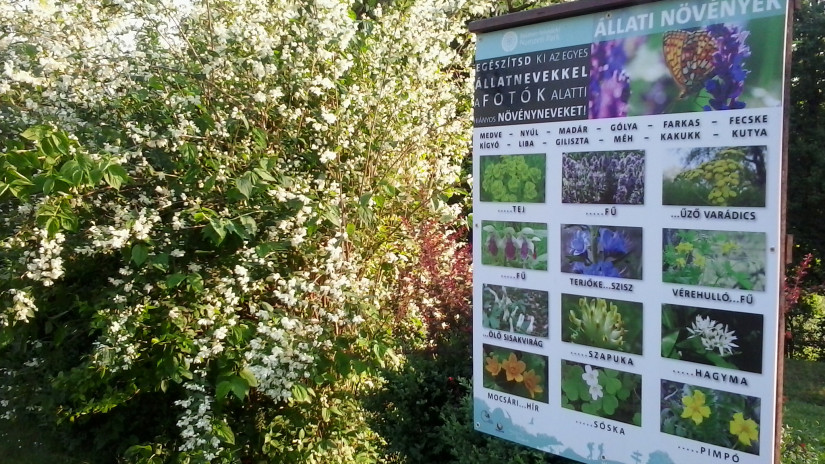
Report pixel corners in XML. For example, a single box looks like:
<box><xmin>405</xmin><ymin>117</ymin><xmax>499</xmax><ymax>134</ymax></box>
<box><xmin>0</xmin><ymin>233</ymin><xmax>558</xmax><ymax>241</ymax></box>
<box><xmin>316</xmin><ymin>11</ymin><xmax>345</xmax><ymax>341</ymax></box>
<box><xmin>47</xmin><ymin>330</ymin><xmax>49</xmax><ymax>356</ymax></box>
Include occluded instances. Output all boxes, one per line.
<box><xmin>729</xmin><ymin>413</ymin><xmax>759</xmax><ymax>446</ymax></box>
<box><xmin>681</xmin><ymin>389</ymin><xmax>711</xmax><ymax>425</ymax></box>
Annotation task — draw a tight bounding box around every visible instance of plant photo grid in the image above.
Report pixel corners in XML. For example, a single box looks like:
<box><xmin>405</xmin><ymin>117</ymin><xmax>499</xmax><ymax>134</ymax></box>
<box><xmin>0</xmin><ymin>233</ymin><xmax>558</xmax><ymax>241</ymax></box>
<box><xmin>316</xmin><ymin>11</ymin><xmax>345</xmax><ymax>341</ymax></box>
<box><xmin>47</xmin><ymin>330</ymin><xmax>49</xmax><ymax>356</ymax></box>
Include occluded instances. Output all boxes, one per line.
<box><xmin>663</xmin><ymin>228</ymin><xmax>766</xmax><ymax>291</ymax></box>
<box><xmin>562</xmin><ymin>294</ymin><xmax>643</xmax><ymax>355</ymax></box>
<box><xmin>663</xmin><ymin>146</ymin><xmax>767</xmax><ymax>207</ymax></box>
<box><xmin>483</xmin><ymin>345</ymin><xmax>549</xmax><ymax>403</ymax></box>
<box><xmin>661</xmin><ymin>304</ymin><xmax>763</xmax><ymax>373</ymax></box>
<box><xmin>561</xmin><ymin>224</ymin><xmax>642</xmax><ymax>279</ymax></box>
<box><xmin>482</xmin><ymin>284</ymin><xmax>549</xmax><ymax>338</ymax></box>
<box><xmin>561</xmin><ymin>360</ymin><xmax>642</xmax><ymax>426</ymax></box>
<box><xmin>482</xmin><ymin>221</ymin><xmax>548</xmax><ymax>270</ymax></box>
<box><xmin>561</xmin><ymin>150</ymin><xmax>645</xmax><ymax>205</ymax></box>
<box><xmin>661</xmin><ymin>380</ymin><xmax>761</xmax><ymax>455</ymax></box>
<box><xmin>480</xmin><ymin>154</ymin><xmax>547</xmax><ymax>203</ymax></box>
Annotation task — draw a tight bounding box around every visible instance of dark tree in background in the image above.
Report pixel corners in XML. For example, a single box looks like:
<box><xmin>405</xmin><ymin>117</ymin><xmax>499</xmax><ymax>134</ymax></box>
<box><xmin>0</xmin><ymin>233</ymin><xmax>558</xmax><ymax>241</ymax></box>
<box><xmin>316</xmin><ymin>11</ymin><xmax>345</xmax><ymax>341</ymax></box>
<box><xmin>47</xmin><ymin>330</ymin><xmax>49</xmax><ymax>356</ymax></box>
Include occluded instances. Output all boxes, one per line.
<box><xmin>788</xmin><ymin>0</ymin><xmax>825</xmax><ymax>257</ymax></box>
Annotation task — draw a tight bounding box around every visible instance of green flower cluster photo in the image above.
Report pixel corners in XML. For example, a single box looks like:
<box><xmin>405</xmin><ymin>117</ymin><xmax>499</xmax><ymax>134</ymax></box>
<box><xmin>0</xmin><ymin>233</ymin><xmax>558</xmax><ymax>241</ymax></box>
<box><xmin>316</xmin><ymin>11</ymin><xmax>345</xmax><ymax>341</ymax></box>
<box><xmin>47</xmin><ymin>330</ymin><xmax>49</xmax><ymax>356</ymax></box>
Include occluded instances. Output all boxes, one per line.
<box><xmin>663</xmin><ymin>229</ymin><xmax>766</xmax><ymax>291</ymax></box>
<box><xmin>480</xmin><ymin>154</ymin><xmax>546</xmax><ymax>203</ymax></box>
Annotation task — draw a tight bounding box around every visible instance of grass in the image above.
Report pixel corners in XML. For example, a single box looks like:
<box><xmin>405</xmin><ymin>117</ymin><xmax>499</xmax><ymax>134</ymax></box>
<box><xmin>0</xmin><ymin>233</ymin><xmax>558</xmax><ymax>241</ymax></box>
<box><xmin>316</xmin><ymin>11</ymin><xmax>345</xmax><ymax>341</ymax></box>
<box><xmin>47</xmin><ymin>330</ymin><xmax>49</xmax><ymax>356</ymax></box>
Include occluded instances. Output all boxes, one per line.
<box><xmin>1</xmin><ymin>358</ymin><xmax>824</xmax><ymax>463</ymax></box>
<box><xmin>783</xmin><ymin>358</ymin><xmax>825</xmax><ymax>463</ymax></box>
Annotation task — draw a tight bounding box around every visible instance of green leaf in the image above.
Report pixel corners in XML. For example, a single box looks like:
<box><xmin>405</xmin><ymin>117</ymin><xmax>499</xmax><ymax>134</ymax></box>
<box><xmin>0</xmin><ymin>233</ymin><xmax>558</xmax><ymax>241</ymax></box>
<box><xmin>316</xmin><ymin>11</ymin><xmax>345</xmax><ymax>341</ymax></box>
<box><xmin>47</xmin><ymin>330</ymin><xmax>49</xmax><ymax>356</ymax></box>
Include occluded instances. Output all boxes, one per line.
<box><xmin>21</xmin><ymin>125</ymin><xmax>49</xmax><ymax>141</ymax></box>
<box><xmin>229</xmin><ymin>376</ymin><xmax>249</xmax><ymax>400</ymax></box>
<box><xmin>255</xmin><ymin>241</ymin><xmax>288</xmax><ymax>258</ymax></box>
<box><xmin>291</xmin><ymin>383</ymin><xmax>311</xmax><ymax>403</ymax></box>
<box><xmin>187</xmin><ymin>273</ymin><xmax>204</xmax><ymax>293</ymax></box>
<box><xmin>204</xmin><ymin>217</ymin><xmax>227</xmax><ymax>245</ymax></box>
<box><xmin>581</xmin><ymin>401</ymin><xmax>599</xmax><ymax>415</ymax></box>
<box><xmin>103</xmin><ymin>164</ymin><xmax>128</xmax><ymax>190</ymax></box>
<box><xmin>604</xmin><ymin>376</ymin><xmax>622</xmax><ymax>395</ymax></box>
<box><xmin>45</xmin><ymin>217</ymin><xmax>60</xmax><ymax>237</ymax></box>
<box><xmin>661</xmin><ymin>330</ymin><xmax>680</xmax><ymax>358</ymax></box>
<box><xmin>561</xmin><ymin>378</ymin><xmax>580</xmax><ymax>402</ymax></box>
<box><xmin>131</xmin><ymin>244</ymin><xmax>149</xmax><ymax>266</ymax></box>
<box><xmin>707</xmin><ymin>352</ymin><xmax>737</xmax><ymax>369</ymax></box>
<box><xmin>37</xmin><ymin>176</ymin><xmax>53</xmax><ymax>195</ymax></box>
<box><xmin>602</xmin><ymin>394</ymin><xmax>618</xmax><ymax>415</ymax></box>
<box><xmin>213</xmin><ymin>422</ymin><xmax>235</xmax><ymax>445</ymax></box>
<box><xmin>323</xmin><ymin>205</ymin><xmax>341</xmax><ymax>227</ymax></box>
<box><xmin>166</xmin><ymin>273</ymin><xmax>187</xmax><ymax>289</ymax></box>
<box><xmin>236</xmin><ymin>172</ymin><xmax>256</xmax><ymax>199</ymax></box>
<box><xmin>253</xmin><ymin>167</ymin><xmax>276</xmax><ymax>182</ymax></box>
<box><xmin>239</xmin><ymin>367</ymin><xmax>258</xmax><ymax>388</ymax></box>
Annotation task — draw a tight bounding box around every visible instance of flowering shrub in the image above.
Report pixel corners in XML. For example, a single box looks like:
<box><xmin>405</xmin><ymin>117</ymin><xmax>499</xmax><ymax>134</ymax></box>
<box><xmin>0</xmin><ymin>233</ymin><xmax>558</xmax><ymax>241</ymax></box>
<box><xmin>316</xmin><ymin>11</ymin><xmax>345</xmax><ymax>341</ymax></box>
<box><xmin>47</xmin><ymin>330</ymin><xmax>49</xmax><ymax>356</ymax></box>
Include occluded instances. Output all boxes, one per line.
<box><xmin>784</xmin><ymin>253</ymin><xmax>825</xmax><ymax>360</ymax></box>
<box><xmin>0</xmin><ymin>0</ymin><xmax>530</xmax><ymax>461</ymax></box>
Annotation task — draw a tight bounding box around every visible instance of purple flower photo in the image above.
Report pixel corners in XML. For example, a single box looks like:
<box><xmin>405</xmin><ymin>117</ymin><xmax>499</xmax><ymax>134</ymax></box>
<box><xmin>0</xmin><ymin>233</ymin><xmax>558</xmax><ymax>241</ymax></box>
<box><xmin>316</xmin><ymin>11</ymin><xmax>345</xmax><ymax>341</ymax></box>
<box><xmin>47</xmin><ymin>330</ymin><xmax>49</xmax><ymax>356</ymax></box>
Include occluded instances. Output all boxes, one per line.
<box><xmin>562</xmin><ymin>150</ymin><xmax>645</xmax><ymax>205</ymax></box>
<box><xmin>703</xmin><ymin>24</ymin><xmax>751</xmax><ymax>111</ymax></box>
<box><xmin>589</xmin><ymin>40</ymin><xmax>632</xmax><ymax>119</ymax></box>
<box><xmin>561</xmin><ymin>224</ymin><xmax>643</xmax><ymax>280</ymax></box>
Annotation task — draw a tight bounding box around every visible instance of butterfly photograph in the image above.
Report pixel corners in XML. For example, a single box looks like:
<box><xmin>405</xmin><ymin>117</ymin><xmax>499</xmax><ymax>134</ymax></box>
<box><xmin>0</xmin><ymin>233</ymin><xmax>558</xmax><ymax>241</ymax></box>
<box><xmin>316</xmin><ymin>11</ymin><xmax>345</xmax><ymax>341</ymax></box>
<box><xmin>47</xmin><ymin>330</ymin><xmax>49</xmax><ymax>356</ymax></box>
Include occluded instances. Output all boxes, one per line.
<box><xmin>662</xmin><ymin>29</ymin><xmax>718</xmax><ymax>100</ymax></box>
<box><xmin>588</xmin><ymin>16</ymin><xmax>785</xmax><ymax>118</ymax></box>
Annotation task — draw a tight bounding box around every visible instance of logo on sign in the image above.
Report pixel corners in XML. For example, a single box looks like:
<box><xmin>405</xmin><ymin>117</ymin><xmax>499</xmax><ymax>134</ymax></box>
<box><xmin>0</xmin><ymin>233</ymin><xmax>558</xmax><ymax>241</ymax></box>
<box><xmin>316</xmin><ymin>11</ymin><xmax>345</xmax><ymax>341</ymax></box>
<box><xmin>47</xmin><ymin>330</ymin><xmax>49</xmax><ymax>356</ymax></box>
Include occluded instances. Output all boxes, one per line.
<box><xmin>501</xmin><ymin>31</ymin><xmax>518</xmax><ymax>52</ymax></box>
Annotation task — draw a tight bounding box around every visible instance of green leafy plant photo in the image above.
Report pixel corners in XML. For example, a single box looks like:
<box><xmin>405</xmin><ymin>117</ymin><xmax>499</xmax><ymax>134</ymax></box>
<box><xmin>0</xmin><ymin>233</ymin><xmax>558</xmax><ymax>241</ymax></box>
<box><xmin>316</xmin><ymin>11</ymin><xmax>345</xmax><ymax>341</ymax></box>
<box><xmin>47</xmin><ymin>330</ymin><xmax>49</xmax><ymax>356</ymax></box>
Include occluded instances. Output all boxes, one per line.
<box><xmin>561</xmin><ymin>360</ymin><xmax>641</xmax><ymax>426</ymax></box>
<box><xmin>663</xmin><ymin>229</ymin><xmax>766</xmax><ymax>290</ymax></box>
<box><xmin>562</xmin><ymin>294</ymin><xmax>643</xmax><ymax>354</ymax></box>
<box><xmin>480</xmin><ymin>154</ymin><xmax>546</xmax><ymax>203</ymax></box>
<box><xmin>482</xmin><ymin>285</ymin><xmax>548</xmax><ymax>338</ymax></box>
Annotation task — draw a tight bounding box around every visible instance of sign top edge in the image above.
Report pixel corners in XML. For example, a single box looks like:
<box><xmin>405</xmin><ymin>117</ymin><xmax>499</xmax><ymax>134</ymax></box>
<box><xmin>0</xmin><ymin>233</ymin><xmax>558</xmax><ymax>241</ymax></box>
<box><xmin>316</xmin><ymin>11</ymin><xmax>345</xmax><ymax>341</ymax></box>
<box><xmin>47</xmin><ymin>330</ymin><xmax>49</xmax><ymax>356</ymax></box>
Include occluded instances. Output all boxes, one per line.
<box><xmin>468</xmin><ymin>0</ymin><xmax>662</xmax><ymax>34</ymax></box>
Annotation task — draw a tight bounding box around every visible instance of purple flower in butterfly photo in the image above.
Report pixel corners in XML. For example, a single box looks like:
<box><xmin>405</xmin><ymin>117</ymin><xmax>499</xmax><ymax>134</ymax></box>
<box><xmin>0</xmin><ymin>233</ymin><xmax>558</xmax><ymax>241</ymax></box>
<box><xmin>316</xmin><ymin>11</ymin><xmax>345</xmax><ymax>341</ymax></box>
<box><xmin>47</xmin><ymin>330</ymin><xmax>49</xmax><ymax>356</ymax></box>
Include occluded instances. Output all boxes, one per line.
<box><xmin>589</xmin><ymin>40</ymin><xmax>632</xmax><ymax>119</ymax></box>
<box><xmin>703</xmin><ymin>24</ymin><xmax>751</xmax><ymax>111</ymax></box>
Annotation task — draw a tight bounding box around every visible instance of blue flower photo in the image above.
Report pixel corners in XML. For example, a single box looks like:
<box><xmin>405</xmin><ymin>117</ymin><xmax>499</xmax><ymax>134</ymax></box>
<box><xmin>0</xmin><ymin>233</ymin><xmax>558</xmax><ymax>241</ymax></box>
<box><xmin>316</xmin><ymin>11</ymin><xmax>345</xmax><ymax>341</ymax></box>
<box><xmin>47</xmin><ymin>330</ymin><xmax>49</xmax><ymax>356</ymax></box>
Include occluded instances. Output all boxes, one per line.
<box><xmin>560</xmin><ymin>224</ymin><xmax>643</xmax><ymax>280</ymax></box>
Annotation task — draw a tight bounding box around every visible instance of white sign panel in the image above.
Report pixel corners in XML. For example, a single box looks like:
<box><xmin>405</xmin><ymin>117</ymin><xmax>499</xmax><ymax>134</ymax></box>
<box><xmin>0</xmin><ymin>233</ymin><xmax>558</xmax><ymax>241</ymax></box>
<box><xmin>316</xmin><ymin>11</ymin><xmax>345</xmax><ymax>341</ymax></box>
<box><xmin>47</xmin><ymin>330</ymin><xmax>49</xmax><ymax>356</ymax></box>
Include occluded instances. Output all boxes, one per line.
<box><xmin>471</xmin><ymin>1</ymin><xmax>789</xmax><ymax>463</ymax></box>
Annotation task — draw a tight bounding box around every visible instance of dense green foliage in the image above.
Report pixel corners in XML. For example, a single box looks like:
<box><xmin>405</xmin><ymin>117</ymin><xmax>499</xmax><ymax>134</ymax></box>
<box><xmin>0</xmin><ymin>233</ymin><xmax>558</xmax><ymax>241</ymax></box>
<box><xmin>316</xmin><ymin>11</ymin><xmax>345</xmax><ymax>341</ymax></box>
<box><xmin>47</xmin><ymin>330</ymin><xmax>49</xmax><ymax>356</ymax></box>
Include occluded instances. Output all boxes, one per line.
<box><xmin>0</xmin><ymin>0</ymin><xmax>564</xmax><ymax>462</ymax></box>
<box><xmin>789</xmin><ymin>0</ymin><xmax>825</xmax><ymax>257</ymax></box>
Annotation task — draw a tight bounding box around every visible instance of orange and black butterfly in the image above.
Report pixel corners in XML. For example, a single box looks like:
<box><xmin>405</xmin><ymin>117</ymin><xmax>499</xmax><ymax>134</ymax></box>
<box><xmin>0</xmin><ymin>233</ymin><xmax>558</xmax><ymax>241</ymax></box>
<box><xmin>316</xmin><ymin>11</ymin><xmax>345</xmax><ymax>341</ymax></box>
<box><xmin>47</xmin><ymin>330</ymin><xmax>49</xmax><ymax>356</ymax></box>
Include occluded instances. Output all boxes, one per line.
<box><xmin>663</xmin><ymin>30</ymin><xmax>718</xmax><ymax>99</ymax></box>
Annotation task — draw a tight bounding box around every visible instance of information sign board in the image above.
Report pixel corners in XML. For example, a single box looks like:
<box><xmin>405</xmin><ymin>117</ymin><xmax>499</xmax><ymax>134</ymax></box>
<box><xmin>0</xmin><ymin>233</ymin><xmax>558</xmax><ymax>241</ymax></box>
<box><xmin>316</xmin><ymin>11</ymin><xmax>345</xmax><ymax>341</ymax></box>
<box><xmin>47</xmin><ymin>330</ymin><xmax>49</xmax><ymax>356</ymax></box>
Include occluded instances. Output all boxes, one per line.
<box><xmin>470</xmin><ymin>1</ymin><xmax>790</xmax><ymax>463</ymax></box>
